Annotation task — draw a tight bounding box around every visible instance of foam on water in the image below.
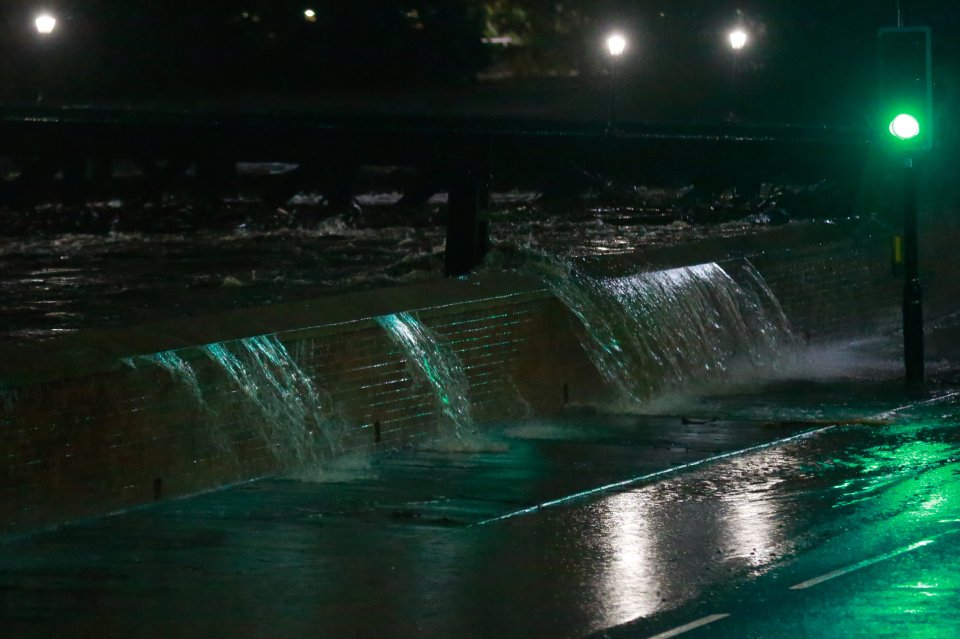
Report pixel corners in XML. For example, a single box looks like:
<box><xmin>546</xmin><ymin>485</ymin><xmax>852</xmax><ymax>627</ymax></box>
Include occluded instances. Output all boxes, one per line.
<box><xmin>762</xmin><ymin>337</ymin><xmax>902</xmax><ymax>382</ymax></box>
<box><xmin>415</xmin><ymin>432</ymin><xmax>509</xmax><ymax>454</ymax></box>
<box><xmin>502</xmin><ymin>421</ymin><xmax>595</xmax><ymax>441</ymax></box>
<box><xmin>290</xmin><ymin>452</ymin><xmax>377</xmax><ymax>483</ymax></box>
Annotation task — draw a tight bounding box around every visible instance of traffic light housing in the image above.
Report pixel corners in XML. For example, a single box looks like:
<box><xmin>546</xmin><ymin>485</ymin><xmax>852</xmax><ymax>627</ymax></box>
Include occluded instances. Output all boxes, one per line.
<box><xmin>878</xmin><ymin>27</ymin><xmax>933</xmax><ymax>152</ymax></box>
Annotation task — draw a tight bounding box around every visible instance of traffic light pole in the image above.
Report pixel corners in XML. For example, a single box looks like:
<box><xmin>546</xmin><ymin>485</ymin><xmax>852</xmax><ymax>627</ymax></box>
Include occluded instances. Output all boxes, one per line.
<box><xmin>902</xmin><ymin>157</ymin><xmax>924</xmax><ymax>390</ymax></box>
<box><xmin>877</xmin><ymin>25</ymin><xmax>931</xmax><ymax>390</ymax></box>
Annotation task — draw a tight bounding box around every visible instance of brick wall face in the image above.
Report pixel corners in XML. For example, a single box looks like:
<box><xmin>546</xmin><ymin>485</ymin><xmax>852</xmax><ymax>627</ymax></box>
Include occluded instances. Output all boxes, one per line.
<box><xmin>750</xmin><ymin>216</ymin><xmax>960</xmax><ymax>341</ymax></box>
<box><xmin>752</xmin><ymin>239</ymin><xmax>902</xmax><ymax>339</ymax></box>
<box><xmin>0</xmin><ymin>295</ymin><xmax>603</xmax><ymax>535</ymax></box>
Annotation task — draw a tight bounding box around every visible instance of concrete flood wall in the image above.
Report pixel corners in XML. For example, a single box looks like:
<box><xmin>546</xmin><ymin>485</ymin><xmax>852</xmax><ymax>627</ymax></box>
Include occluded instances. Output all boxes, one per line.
<box><xmin>754</xmin><ymin>219</ymin><xmax>960</xmax><ymax>341</ymax></box>
<box><xmin>0</xmin><ymin>281</ymin><xmax>607</xmax><ymax>536</ymax></box>
<box><xmin>4</xmin><ymin>219</ymin><xmax>960</xmax><ymax>536</ymax></box>
<box><xmin>754</xmin><ymin>238</ymin><xmax>902</xmax><ymax>339</ymax></box>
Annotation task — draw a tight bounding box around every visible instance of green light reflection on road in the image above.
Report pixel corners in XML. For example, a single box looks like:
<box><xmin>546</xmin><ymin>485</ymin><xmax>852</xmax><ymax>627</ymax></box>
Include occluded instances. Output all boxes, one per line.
<box><xmin>832</xmin><ymin>436</ymin><xmax>958</xmax><ymax>514</ymax></box>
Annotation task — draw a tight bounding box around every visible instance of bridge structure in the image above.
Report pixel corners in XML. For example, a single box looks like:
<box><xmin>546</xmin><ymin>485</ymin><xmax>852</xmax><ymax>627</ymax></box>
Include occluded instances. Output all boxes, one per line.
<box><xmin>0</xmin><ymin>106</ymin><xmax>872</xmax><ymax>275</ymax></box>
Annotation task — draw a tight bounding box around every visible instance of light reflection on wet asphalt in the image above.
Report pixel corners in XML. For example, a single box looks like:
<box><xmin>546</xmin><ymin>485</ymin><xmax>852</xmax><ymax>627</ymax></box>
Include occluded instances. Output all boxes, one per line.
<box><xmin>2</xmin><ymin>377</ymin><xmax>960</xmax><ymax>638</ymax></box>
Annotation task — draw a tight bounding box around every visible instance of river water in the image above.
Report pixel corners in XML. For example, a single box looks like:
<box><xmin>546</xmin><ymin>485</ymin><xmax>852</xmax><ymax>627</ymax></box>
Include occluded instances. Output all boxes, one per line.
<box><xmin>0</xmin><ymin>181</ymin><xmax>844</xmax><ymax>345</ymax></box>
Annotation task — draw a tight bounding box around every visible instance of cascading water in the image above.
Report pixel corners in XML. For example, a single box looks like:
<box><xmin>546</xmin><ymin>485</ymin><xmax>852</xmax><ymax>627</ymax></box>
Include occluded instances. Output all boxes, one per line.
<box><xmin>144</xmin><ymin>335</ymin><xmax>343</xmax><ymax>472</ymax></box>
<box><xmin>375</xmin><ymin>312</ymin><xmax>473</xmax><ymax>439</ymax></box>
<box><xmin>148</xmin><ymin>350</ymin><xmax>206</xmax><ymax>407</ymax></box>
<box><xmin>202</xmin><ymin>335</ymin><xmax>343</xmax><ymax>467</ymax></box>
<box><xmin>523</xmin><ymin>254</ymin><xmax>796</xmax><ymax>406</ymax></box>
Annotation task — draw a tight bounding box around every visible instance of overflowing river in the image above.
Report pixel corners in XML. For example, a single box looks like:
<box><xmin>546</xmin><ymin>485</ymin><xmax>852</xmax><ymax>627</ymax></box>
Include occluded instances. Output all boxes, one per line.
<box><xmin>0</xmin><ymin>182</ymin><xmax>856</xmax><ymax>344</ymax></box>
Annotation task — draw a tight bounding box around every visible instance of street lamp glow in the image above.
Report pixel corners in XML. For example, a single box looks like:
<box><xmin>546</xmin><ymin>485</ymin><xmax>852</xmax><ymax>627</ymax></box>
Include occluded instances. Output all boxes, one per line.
<box><xmin>303</xmin><ymin>8</ymin><xmax>317</xmax><ymax>22</ymax></box>
<box><xmin>729</xmin><ymin>29</ymin><xmax>748</xmax><ymax>51</ymax></box>
<box><xmin>606</xmin><ymin>34</ymin><xmax>627</xmax><ymax>57</ymax></box>
<box><xmin>35</xmin><ymin>13</ymin><xmax>57</xmax><ymax>35</ymax></box>
<box><xmin>889</xmin><ymin>113</ymin><xmax>921</xmax><ymax>140</ymax></box>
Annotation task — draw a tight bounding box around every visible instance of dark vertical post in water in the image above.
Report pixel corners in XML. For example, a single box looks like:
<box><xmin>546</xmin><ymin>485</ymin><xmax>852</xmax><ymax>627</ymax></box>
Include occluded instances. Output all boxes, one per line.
<box><xmin>322</xmin><ymin>162</ymin><xmax>360</xmax><ymax>211</ymax></box>
<box><xmin>445</xmin><ymin>168</ymin><xmax>490</xmax><ymax>277</ymax></box>
<box><xmin>902</xmin><ymin>157</ymin><xmax>924</xmax><ymax>389</ymax></box>
<box><xmin>476</xmin><ymin>171</ymin><xmax>492</xmax><ymax>264</ymax></box>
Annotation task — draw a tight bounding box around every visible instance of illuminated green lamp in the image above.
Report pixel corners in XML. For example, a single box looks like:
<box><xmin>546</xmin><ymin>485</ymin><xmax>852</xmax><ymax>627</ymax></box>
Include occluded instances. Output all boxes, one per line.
<box><xmin>889</xmin><ymin>113</ymin><xmax>921</xmax><ymax>141</ymax></box>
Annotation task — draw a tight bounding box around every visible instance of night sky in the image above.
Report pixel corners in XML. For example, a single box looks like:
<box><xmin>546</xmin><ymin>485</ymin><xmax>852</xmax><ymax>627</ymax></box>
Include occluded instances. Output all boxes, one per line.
<box><xmin>0</xmin><ymin>2</ymin><xmax>956</xmax><ymax>116</ymax></box>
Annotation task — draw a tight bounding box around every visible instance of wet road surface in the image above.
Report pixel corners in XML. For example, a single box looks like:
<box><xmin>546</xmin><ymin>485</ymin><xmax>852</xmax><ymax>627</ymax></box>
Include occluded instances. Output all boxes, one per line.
<box><xmin>3</xmin><ymin>368</ymin><xmax>960</xmax><ymax>638</ymax></box>
<box><xmin>598</xmin><ymin>404</ymin><xmax>960</xmax><ymax>639</ymax></box>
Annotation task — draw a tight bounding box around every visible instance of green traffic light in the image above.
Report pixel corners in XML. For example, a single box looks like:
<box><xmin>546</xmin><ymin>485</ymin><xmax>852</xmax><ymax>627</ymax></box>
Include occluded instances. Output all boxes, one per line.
<box><xmin>889</xmin><ymin>113</ymin><xmax>921</xmax><ymax>140</ymax></box>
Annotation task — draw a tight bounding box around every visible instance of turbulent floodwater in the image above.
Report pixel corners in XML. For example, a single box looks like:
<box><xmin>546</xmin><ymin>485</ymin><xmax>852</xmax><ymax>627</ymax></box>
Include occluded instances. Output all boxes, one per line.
<box><xmin>0</xmin><ymin>182</ymin><xmax>855</xmax><ymax>344</ymax></box>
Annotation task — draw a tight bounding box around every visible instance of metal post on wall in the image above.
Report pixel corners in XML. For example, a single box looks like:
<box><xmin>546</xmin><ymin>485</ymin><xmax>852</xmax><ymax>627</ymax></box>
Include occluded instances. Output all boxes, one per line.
<box><xmin>901</xmin><ymin>157</ymin><xmax>924</xmax><ymax>390</ymax></box>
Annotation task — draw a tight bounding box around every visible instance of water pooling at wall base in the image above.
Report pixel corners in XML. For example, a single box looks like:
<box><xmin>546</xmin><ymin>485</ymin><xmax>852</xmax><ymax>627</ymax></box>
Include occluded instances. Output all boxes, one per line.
<box><xmin>521</xmin><ymin>255</ymin><xmax>797</xmax><ymax>407</ymax></box>
<box><xmin>375</xmin><ymin>312</ymin><xmax>473</xmax><ymax>440</ymax></box>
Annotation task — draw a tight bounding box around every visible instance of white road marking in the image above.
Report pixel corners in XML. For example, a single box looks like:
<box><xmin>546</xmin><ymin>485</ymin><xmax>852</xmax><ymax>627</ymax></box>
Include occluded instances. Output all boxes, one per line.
<box><xmin>646</xmin><ymin>614</ymin><xmax>731</xmax><ymax>639</ymax></box>
<box><xmin>476</xmin><ymin>390</ymin><xmax>958</xmax><ymax>528</ymax></box>
<box><xmin>876</xmin><ymin>390</ymin><xmax>960</xmax><ymax>420</ymax></box>
<box><xmin>789</xmin><ymin>539</ymin><xmax>934</xmax><ymax>590</ymax></box>
<box><xmin>472</xmin><ymin>426</ymin><xmax>834</xmax><ymax>526</ymax></box>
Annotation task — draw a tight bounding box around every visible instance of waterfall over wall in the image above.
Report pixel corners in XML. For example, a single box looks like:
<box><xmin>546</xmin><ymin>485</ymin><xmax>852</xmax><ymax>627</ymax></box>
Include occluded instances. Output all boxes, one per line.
<box><xmin>203</xmin><ymin>336</ymin><xmax>343</xmax><ymax>467</ymax></box>
<box><xmin>375</xmin><ymin>312</ymin><xmax>473</xmax><ymax>439</ymax></box>
<box><xmin>528</xmin><ymin>257</ymin><xmax>796</xmax><ymax>406</ymax></box>
<box><xmin>145</xmin><ymin>335</ymin><xmax>344</xmax><ymax>473</ymax></box>
<box><xmin>150</xmin><ymin>350</ymin><xmax>206</xmax><ymax>407</ymax></box>
<box><xmin>139</xmin><ymin>256</ymin><xmax>792</xmax><ymax>466</ymax></box>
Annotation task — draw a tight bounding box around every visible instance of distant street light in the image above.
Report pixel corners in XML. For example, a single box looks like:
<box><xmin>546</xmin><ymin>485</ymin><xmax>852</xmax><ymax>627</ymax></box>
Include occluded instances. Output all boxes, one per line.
<box><xmin>605</xmin><ymin>33</ymin><xmax>628</xmax><ymax>130</ymax></box>
<box><xmin>728</xmin><ymin>28</ymin><xmax>748</xmax><ymax>51</ymax></box>
<box><xmin>726</xmin><ymin>27</ymin><xmax>749</xmax><ymax>118</ymax></box>
<box><xmin>35</xmin><ymin>13</ymin><xmax>57</xmax><ymax>35</ymax></box>
<box><xmin>303</xmin><ymin>8</ymin><xmax>317</xmax><ymax>23</ymax></box>
<box><xmin>606</xmin><ymin>34</ymin><xmax>627</xmax><ymax>58</ymax></box>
